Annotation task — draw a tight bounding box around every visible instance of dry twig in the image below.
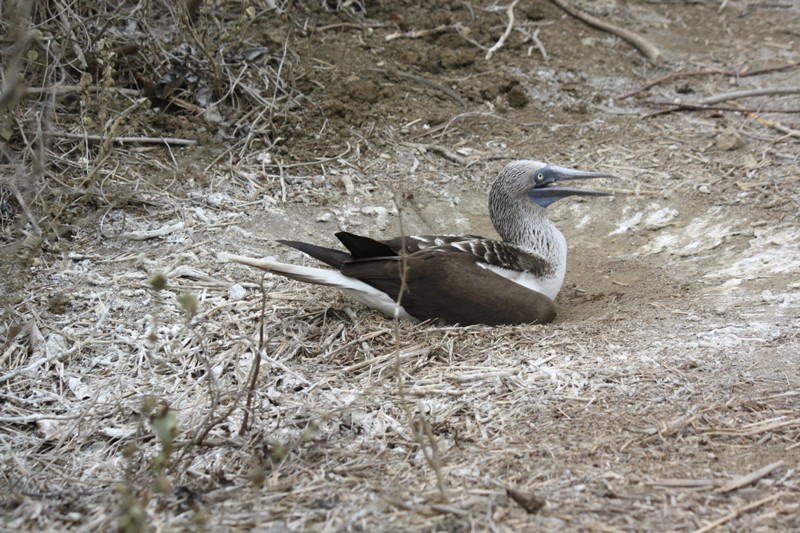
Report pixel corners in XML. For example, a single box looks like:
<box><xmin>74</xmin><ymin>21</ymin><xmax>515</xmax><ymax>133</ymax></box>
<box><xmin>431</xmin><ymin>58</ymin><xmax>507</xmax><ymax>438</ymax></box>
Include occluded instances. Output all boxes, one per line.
<box><xmin>641</xmin><ymin>101</ymin><xmax>800</xmax><ymax>114</ymax></box>
<box><xmin>24</xmin><ymin>85</ymin><xmax>141</xmax><ymax>97</ymax></box>
<box><xmin>696</xmin><ymin>87</ymin><xmax>800</xmax><ymax>106</ymax></box>
<box><xmin>122</xmin><ymin>221</ymin><xmax>185</xmax><ymax>241</ymax></box>
<box><xmin>0</xmin><ymin>341</ymin><xmax>81</xmax><ymax>384</ymax></box>
<box><xmin>618</xmin><ymin>60</ymin><xmax>800</xmax><ymax>100</ymax></box>
<box><xmin>241</xmin><ymin>277</ymin><xmax>267</xmax><ymax>433</ymax></box>
<box><xmin>54</xmin><ymin>132</ymin><xmax>198</xmax><ymax>146</ymax></box>
<box><xmin>550</xmin><ymin>0</ymin><xmax>663</xmax><ymax>65</ymax></box>
<box><xmin>371</xmin><ymin>68</ymin><xmax>467</xmax><ymax>108</ymax></box>
<box><xmin>385</xmin><ymin>24</ymin><xmax>460</xmax><ymax>42</ymax></box>
<box><xmin>727</xmin><ymin>100</ymin><xmax>800</xmax><ymax>140</ymax></box>
<box><xmin>391</xmin><ymin>200</ymin><xmax>449</xmax><ymax>503</ymax></box>
<box><xmin>401</xmin><ymin>142</ymin><xmax>471</xmax><ymax>165</ymax></box>
<box><xmin>716</xmin><ymin>460</ymin><xmax>785</xmax><ymax>494</ymax></box>
<box><xmin>486</xmin><ymin>0</ymin><xmax>520</xmax><ymax>61</ymax></box>
<box><xmin>691</xmin><ymin>493</ymin><xmax>788</xmax><ymax>533</ymax></box>
<box><xmin>530</xmin><ymin>28</ymin><xmax>548</xmax><ymax>62</ymax></box>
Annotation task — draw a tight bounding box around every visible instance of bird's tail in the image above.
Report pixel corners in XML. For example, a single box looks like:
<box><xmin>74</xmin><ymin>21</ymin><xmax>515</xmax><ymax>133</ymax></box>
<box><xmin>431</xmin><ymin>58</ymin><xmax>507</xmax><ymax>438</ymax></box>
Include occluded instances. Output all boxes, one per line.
<box><xmin>220</xmin><ymin>252</ymin><xmax>355</xmax><ymax>289</ymax></box>
<box><xmin>277</xmin><ymin>240</ymin><xmax>350</xmax><ymax>269</ymax></box>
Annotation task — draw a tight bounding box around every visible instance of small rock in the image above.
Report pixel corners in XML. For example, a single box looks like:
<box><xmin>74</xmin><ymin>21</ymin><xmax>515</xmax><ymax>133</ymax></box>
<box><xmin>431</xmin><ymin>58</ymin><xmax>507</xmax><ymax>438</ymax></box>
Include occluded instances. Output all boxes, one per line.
<box><xmin>340</xmin><ymin>175</ymin><xmax>355</xmax><ymax>195</ymax></box>
<box><xmin>228</xmin><ymin>284</ymin><xmax>247</xmax><ymax>300</ymax></box>
<box><xmin>203</xmin><ymin>106</ymin><xmax>223</xmax><ymax>125</ymax></box>
<box><xmin>715</xmin><ymin>125</ymin><xmax>745</xmax><ymax>151</ymax></box>
<box><xmin>68</xmin><ymin>376</ymin><xmax>92</xmax><ymax>400</ymax></box>
<box><xmin>506</xmin><ymin>487</ymin><xmax>545</xmax><ymax>514</ymax></box>
<box><xmin>610</xmin><ymin>212</ymin><xmax>642</xmax><ymax>235</ymax></box>
<box><xmin>507</xmin><ymin>85</ymin><xmax>529</xmax><ymax>108</ymax></box>
<box><xmin>316</xmin><ymin>212</ymin><xmax>332</xmax><ymax>223</ymax></box>
<box><xmin>37</xmin><ymin>419</ymin><xmax>62</xmax><ymax>440</ymax></box>
<box><xmin>644</xmin><ymin>206</ymin><xmax>679</xmax><ymax>230</ymax></box>
<box><xmin>207</xmin><ymin>192</ymin><xmax>229</xmax><ymax>207</ymax></box>
<box><xmin>361</xmin><ymin>206</ymin><xmax>389</xmax><ymax>230</ymax></box>
<box><xmin>361</xmin><ymin>206</ymin><xmax>387</xmax><ymax>217</ymax></box>
<box><xmin>46</xmin><ymin>332</ymin><xmax>68</xmax><ymax>355</ymax></box>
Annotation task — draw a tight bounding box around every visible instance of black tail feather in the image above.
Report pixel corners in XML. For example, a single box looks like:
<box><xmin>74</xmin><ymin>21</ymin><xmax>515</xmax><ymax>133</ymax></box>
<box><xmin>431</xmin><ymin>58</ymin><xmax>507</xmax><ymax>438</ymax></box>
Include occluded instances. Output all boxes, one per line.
<box><xmin>277</xmin><ymin>240</ymin><xmax>351</xmax><ymax>269</ymax></box>
<box><xmin>335</xmin><ymin>231</ymin><xmax>397</xmax><ymax>259</ymax></box>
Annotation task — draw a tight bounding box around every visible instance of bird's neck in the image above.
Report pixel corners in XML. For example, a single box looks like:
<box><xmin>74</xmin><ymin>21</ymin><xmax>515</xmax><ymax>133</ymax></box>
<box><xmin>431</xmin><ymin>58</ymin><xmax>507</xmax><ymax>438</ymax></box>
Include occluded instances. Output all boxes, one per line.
<box><xmin>492</xmin><ymin>202</ymin><xmax>568</xmax><ymax>277</ymax></box>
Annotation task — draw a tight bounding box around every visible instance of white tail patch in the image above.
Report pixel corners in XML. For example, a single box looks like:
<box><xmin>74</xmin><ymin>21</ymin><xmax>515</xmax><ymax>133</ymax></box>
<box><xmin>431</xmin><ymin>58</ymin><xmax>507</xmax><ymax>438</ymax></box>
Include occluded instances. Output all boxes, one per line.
<box><xmin>220</xmin><ymin>252</ymin><xmax>417</xmax><ymax>321</ymax></box>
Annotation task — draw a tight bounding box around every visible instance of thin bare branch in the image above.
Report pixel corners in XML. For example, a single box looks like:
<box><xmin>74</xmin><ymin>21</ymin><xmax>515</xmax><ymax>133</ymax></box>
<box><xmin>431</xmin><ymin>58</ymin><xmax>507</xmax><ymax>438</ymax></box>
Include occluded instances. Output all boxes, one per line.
<box><xmin>550</xmin><ymin>0</ymin><xmax>663</xmax><ymax>65</ymax></box>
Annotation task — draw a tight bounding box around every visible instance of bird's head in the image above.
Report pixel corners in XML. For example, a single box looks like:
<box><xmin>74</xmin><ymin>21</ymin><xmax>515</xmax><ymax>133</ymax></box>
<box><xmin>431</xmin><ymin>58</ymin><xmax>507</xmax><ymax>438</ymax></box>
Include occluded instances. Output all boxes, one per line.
<box><xmin>491</xmin><ymin>160</ymin><xmax>614</xmax><ymax>211</ymax></box>
<box><xmin>489</xmin><ymin>160</ymin><xmax>615</xmax><ymax>243</ymax></box>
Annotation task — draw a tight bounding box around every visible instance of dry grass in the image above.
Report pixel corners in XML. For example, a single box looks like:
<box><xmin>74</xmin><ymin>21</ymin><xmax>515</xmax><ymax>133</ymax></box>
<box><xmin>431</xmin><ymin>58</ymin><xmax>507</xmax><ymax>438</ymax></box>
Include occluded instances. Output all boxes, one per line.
<box><xmin>3</xmin><ymin>261</ymin><xmax>799</xmax><ymax>530</ymax></box>
<box><xmin>0</xmin><ymin>0</ymin><xmax>302</xmax><ymax>264</ymax></box>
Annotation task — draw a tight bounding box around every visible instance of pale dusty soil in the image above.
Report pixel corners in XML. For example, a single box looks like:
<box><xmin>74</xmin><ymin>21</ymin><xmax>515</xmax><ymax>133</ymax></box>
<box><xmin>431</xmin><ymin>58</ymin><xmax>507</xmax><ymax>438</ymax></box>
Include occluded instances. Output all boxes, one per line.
<box><xmin>2</xmin><ymin>1</ymin><xmax>800</xmax><ymax>532</ymax></box>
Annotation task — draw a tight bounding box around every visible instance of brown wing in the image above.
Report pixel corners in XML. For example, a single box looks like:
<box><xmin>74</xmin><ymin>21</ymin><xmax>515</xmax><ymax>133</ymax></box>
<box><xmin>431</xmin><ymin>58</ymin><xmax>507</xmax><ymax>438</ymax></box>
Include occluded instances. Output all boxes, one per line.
<box><xmin>341</xmin><ymin>251</ymin><xmax>556</xmax><ymax>326</ymax></box>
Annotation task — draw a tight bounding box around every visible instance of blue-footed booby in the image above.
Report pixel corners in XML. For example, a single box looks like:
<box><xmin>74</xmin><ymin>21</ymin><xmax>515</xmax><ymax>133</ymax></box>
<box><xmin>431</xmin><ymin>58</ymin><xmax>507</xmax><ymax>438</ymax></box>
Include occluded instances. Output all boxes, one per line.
<box><xmin>222</xmin><ymin>160</ymin><xmax>614</xmax><ymax>325</ymax></box>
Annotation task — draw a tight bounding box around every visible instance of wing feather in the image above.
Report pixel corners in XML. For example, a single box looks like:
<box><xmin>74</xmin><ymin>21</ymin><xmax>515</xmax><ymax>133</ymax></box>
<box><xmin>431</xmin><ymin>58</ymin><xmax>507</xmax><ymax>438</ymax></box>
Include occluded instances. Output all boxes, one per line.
<box><xmin>341</xmin><ymin>251</ymin><xmax>555</xmax><ymax>325</ymax></box>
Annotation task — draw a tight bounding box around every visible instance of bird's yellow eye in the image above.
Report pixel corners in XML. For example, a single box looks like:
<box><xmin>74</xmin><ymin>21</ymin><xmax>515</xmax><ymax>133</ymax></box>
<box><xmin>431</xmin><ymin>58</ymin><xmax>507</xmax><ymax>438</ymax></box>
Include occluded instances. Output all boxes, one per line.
<box><xmin>536</xmin><ymin>173</ymin><xmax>545</xmax><ymax>182</ymax></box>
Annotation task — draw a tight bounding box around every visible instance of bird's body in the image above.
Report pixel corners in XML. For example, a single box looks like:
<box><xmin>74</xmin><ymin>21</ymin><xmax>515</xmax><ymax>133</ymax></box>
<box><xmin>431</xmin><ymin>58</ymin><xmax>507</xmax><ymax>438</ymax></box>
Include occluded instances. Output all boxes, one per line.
<box><xmin>222</xmin><ymin>160</ymin><xmax>614</xmax><ymax>326</ymax></box>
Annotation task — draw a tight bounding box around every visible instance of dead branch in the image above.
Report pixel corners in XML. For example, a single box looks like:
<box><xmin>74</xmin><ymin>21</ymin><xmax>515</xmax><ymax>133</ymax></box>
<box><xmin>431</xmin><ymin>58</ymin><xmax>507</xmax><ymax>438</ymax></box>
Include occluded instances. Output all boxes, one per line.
<box><xmin>24</xmin><ymin>85</ymin><xmax>141</xmax><ymax>97</ymax></box>
<box><xmin>241</xmin><ymin>277</ymin><xmax>267</xmax><ymax>433</ymax></box>
<box><xmin>728</xmin><ymin>100</ymin><xmax>800</xmax><ymax>140</ymax></box>
<box><xmin>691</xmin><ymin>493</ymin><xmax>788</xmax><ymax>533</ymax></box>
<box><xmin>314</xmin><ymin>21</ymin><xmax>387</xmax><ymax>32</ymax></box>
<box><xmin>642</xmin><ymin>101</ymin><xmax>800</xmax><ymax>114</ymax></box>
<box><xmin>372</xmin><ymin>68</ymin><xmax>467</xmax><ymax>108</ymax></box>
<box><xmin>391</xmin><ymin>200</ymin><xmax>449</xmax><ymax>504</ymax></box>
<box><xmin>341</xmin><ymin>345</ymin><xmax>429</xmax><ymax>374</ymax></box>
<box><xmin>486</xmin><ymin>0</ymin><xmax>520</xmax><ymax>60</ymax></box>
<box><xmin>530</xmin><ymin>28</ymin><xmax>548</xmax><ymax>62</ymax></box>
<box><xmin>550</xmin><ymin>0</ymin><xmax>663</xmax><ymax>65</ymax></box>
<box><xmin>618</xmin><ymin>60</ymin><xmax>800</xmax><ymax>100</ymax></box>
<box><xmin>54</xmin><ymin>132</ymin><xmax>198</xmax><ymax>146</ymax></box>
<box><xmin>0</xmin><ymin>341</ymin><xmax>81</xmax><ymax>385</ymax></box>
<box><xmin>122</xmin><ymin>221</ymin><xmax>185</xmax><ymax>241</ymax></box>
<box><xmin>401</xmin><ymin>142</ymin><xmax>470</xmax><ymax>166</ymax></box>
<box><xmin>385</xmin><ymin>24</ymin><xmax>459</xmax><ymax>41</ymax></box>
<box><xmin>716</xmin><ymin>460</ymin><xmax>785</xmax><ymax>494</ymax></box>
<box><xmin>697</xmin><ymin>87</ymin><xmax>800</xmax><ymax>106</ymax></box>
<box><xmin>253</xmin><ymin>144</ymin><xmax>352</xmax><ymax>170</ymax></box>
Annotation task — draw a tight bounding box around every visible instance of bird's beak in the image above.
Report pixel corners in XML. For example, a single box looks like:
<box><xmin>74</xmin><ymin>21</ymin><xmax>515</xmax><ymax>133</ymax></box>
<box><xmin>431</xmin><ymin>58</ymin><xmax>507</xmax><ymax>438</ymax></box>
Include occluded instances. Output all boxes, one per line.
<box><xmin>528</xmin><ymin>165</ymin><xmax>615</xmax><ymax>208</ymax></box>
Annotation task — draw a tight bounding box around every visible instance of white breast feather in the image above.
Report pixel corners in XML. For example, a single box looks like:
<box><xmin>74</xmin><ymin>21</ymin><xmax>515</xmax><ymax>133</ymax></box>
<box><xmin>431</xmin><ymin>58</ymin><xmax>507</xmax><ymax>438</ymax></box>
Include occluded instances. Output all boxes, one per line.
<box><xmin>478</xmin><ymin>263</ymin><xmax>562</xmax><ymax>300</ymax></box>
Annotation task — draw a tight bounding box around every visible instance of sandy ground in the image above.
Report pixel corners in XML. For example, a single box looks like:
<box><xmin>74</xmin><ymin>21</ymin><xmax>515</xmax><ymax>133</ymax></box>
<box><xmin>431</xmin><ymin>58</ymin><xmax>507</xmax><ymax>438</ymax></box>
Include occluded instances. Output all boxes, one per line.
<box><xmin>2</xmin><ymin>1</ymin><xmax>799</xmax><ymax>531</ymax></box>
